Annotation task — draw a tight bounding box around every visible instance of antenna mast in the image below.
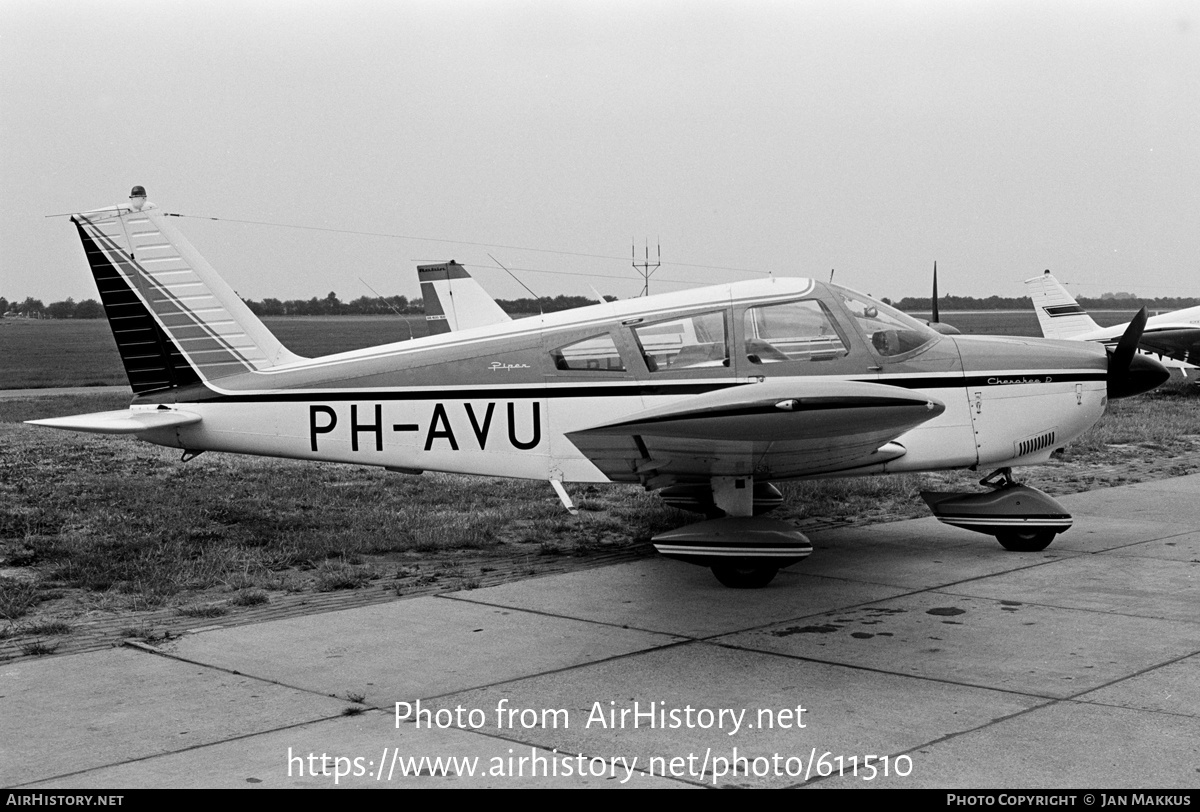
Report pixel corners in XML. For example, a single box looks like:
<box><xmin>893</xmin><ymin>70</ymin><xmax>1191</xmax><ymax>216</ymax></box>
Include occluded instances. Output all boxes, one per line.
<box><xmin>633</xmin><ymin>239</ymin><xmax>661</xmax><ymax>297</ymax></box>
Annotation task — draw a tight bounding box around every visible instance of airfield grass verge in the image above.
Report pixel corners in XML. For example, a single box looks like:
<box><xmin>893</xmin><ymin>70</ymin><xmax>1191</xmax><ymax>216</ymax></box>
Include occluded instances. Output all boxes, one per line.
<box><xmin>5</xmin><ymin>381</ymin><xmax>1200</xmax><ymax>658</ymax></box>
<box><xmin>0</xmin><ymin>316</ymin><xmax>427</xmax><ymax>389</ymax></box>
<box><xmin>1</xmin><ymin>392</ymin><xmax>686</xmax><ymax>655</ymax></box>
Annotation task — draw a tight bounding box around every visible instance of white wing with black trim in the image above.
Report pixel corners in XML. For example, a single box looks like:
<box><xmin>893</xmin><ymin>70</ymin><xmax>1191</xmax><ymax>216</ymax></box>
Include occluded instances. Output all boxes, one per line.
<box><xmin>565</xmin><ymin>379</ymin><xmax>945</xmax><ymax>487</ymax></box>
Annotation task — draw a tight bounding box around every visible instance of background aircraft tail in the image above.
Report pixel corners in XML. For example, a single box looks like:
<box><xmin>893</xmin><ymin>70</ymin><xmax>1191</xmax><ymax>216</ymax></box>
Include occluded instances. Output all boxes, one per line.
<box><xmin>418</xmin><ymin>261</ymin><xmax>512</xmax><ymax>335</ymax></box>
<box><xmin>1024</xmin><ymin>270</ymin><xmax>1101</xmax><ymax>339</ymax></box>
<box><xmin>72</xmin><ymin>194</ymin><xmax>303</xmax><ymax>394</ymax></box>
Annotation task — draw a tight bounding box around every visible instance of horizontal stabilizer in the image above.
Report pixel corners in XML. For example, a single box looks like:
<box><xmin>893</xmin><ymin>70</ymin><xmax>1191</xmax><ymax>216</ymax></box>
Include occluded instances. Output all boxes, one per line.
<box><xmin>26</xmin><ymin>409</ymin><xmax>201</xmax><ymax>435</ymax></box>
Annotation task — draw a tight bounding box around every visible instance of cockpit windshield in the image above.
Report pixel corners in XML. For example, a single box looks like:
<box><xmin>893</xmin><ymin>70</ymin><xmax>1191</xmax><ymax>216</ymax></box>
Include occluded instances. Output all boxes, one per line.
<box><xmin>831</xmin><ymin>286</ymin><xmax>939</xmax><ymax>358</ymax></box>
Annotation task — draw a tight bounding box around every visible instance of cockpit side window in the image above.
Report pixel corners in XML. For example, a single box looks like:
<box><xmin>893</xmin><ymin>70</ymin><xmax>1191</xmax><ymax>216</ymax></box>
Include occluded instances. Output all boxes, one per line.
<box><xmin>550</xmin><ymin>333</ymin><xmax>627</xmax><ymax>372</ymax></box>
<box><xmin>631</xmin><ymin>311</ymin><xmax>728</xmax><ymax>372</ymax></box>
<box><xmin>743</xmin><ymin>300</ymin><xmax>848</xmax><ymax>364</ymax></box>
<box><xmin>836</xmin><ymin>290</ymin><xmax>938</xmax><ymax>358</ymax></box>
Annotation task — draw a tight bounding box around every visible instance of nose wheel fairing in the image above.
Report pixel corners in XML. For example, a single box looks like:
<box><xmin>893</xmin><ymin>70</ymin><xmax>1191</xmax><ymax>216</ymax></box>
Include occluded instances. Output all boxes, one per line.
<box><xmin>921</xmin><ymin>468</ymin><xmax>1072</xmax><ymax>550</ymax></box>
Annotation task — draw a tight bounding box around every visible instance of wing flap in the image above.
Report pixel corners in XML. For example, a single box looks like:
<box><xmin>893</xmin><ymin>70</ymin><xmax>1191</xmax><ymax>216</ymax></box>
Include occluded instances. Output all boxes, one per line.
<box><xmin>26</xmin><ymin>409</ymin><xmax>201</xmax><ymax>435</ymax></box>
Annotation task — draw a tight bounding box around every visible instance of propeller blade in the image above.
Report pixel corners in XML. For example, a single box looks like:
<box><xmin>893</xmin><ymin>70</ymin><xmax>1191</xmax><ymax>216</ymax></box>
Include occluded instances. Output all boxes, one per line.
<box><xmin>1107</xmin><ymin>307</ymin><xmax>1169</xmax><ymax>399</ymax></box>
<box><xmin>1112</xmin><ymin>307</ymin><xmax>1148</xmax><ymax>374</ymax></box>
<box><xmin>931</xmin><ymin>261</ymin><xmax>939</xmax><ymax>324</ymax></box>
<box><xmin>926</xmin><ymin>261</ymin><xmax>960</xmax><ymax>335</ymax></box>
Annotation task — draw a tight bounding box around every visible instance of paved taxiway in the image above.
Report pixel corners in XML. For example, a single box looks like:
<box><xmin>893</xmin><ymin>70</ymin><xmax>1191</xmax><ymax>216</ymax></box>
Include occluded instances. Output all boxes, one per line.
<box><xmin>3</xmin><ymin>475</ymin><xmax>1199</xmax><ymax>788</ymax></box>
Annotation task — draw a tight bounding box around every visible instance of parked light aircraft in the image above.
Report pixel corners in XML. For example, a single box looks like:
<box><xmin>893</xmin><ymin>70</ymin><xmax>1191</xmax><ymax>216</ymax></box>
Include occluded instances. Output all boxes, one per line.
<box><xmin>417</xmin><ymin>260</ymin><xmax>961</xmax><ymax>337</ymax></box>
<box><xmin>418</xmin><ymin>260</ymin><xmax>511</xmax><ymax>335</ymax></box>
<box><xmin>1027</xmin><ymin>270</ymin><xmax>1200</xmax><ymax>378</ymax></box>
<box><xmin>28</xmin><ymin>190</ymin><xmax>1169</xmax><ymax>588</ymax></box>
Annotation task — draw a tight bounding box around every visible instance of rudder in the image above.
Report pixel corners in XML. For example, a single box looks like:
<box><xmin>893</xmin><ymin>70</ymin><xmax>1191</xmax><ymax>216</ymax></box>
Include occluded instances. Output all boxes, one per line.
<box><xmin>417</xmin><ymin>260</ymin><xmax>512</xmax><ymax>335</ymax></box>
<box><xmin>1024</xmin><ymin>270</ymin><xmax>1100</xmax><ymax>340</ymax></box>
<box><xmin>73</xmin><ymin>195</ymin><xmax>302</xmax><ymax>394</ymax></box>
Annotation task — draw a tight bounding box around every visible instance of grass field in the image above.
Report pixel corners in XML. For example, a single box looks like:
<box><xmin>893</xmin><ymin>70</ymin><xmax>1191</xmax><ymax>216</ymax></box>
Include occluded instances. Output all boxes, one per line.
<box><xmin>0</xmin><ymin>309</ymin><xmax>1147</xmax><ymax>389</ymax></box>
<box><xmin>0</xmin><ymin>391</ymin><xmax>686</xmax><ymax>648</ymax></box>
<box><xmin>0</xmin><ymin>315</ymin><xmax>432</xmax><ymax>389</ymax></box>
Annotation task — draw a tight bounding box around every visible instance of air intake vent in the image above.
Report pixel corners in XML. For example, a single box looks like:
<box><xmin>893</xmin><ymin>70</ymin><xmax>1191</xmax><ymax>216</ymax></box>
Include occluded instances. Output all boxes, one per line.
<box><xmin>1016</xmin><ymin>430</ymin><xmax>1057</xmax><ymax>457</ymax></box>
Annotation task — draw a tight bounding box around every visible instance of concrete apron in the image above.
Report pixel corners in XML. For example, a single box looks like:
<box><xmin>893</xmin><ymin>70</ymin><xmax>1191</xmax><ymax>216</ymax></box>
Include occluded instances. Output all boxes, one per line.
<box><xmin>5</xmin><ymin>476</ymin><xmax>1200</xmax><ymax>789</ymax></box>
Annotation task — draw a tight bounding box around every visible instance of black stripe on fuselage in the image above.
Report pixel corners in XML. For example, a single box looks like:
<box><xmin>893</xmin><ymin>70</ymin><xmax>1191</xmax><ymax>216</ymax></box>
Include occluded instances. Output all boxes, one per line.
<box><xmin>882</xmin><ymin>373</ymin><xmax>1102</xmax><ymax>389</ymax></box>
<box><xmin>140</xmin><ymin>371</ymin><xmax>1107</xmax><ymax>406</ymax></box>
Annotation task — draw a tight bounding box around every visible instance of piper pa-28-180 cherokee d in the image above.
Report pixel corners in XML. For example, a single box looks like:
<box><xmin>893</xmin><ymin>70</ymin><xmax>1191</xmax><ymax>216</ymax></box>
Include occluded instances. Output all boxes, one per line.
<box><xmin>28</xmin><ymin>189</ymin><xmax>1169</xmax><ymax>588</ymax></box>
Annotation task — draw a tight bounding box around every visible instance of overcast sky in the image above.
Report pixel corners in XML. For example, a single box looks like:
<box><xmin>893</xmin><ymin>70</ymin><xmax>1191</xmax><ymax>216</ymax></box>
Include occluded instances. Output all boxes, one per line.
<box><xmin>2</xmin><ymin>0</ymin><xmax>1197</xmax><ymax>307</ymax></box>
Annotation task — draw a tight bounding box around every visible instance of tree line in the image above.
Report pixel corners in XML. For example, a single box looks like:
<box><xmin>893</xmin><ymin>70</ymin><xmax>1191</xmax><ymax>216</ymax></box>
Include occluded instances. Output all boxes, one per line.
<box><xmin>0</xmin><ymin>292</ymin><xmax>614</xmax><ymax>319</ymax></box>
<box><xmin>1</xmin><ymin>296</ymin><xmax>104</xmax><ymax>319</ymax></box>
<box><xmin>237</xmin><ymin>292</ymin><xmax>613</xmax><ymax>316</ymax></box>
<box><xmin>885</xmin><ymin>294</ymin><xmax>1200</xmax><ymax>311</ymax></box>
<box><xmin>6</xmin><ymin>291</ymin><xmax>1199</xmax><ymax>320</ymax></box>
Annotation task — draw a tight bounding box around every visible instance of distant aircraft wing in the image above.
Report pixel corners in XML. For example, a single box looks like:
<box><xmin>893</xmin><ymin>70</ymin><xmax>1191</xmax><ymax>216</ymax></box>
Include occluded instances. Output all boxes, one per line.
<box><xmin>26</xmin><ymin>409</ymin><xmax>201</xmax><ymax>435</ymax></box>
<box><xmin>565</xmin><ymin>379</ymin><xmax>945</xmax><ymax>486</ymax></box>
<box><xmin>1130</xmin><ymin>326</ymin><xmax>1200</xmax><ymax>362</ymax></box>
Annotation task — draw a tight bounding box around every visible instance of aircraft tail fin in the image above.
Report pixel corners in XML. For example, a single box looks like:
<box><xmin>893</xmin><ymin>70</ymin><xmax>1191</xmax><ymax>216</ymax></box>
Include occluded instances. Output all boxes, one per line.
<box><xmin>418</xmin><ymin>261</ymin><xmax>512</xmax><ymax>335</ymax></box>
<box><xmin>1024</xmin><ymin>270</ymin><xmax>1101</xmax><ymax>339</ymax></box>
<box><xmin>72</xmin><ymin>195</ymin><xmax>303</xmax><ymax>394</ymax></box>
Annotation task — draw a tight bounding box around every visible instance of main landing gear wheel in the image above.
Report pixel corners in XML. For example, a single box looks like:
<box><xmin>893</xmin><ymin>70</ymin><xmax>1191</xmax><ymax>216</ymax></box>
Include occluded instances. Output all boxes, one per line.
<box><xmin>710</xmin><ymin>565</ymin><xmax>779</xmax><ymax>589</ymax></box>
<box><xmin>995</xmin><ymin>529</ymin><xmax>1056</xmax><ymax>552</ymax></box>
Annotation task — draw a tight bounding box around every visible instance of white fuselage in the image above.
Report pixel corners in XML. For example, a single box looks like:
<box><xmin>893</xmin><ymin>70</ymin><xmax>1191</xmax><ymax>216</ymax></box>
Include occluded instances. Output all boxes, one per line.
<box><xmin>134</xmin><ymin>280</ymin><xmax>1112</xmax><ymax>485</ymax></box>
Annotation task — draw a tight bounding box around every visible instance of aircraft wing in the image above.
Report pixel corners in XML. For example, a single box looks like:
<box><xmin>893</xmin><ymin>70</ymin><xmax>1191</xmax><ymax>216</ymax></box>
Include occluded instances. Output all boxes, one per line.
<box><xmin>565</xmin><ymin>379</ymin><xmax>945</xmax><ymax>486</ymax></box>
<box><xmin>26</xmin><ymin>409</ymin><xmax>201</xmax><ymax>435</ymax></box>
<box><xmin>1130</xmin><ymin>325</ymin><xmax>1200</xmax><ymax>362</ymax></box>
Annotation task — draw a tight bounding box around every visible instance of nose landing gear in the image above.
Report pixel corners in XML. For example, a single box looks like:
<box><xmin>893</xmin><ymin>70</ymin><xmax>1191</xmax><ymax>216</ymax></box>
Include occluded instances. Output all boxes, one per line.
<box><xmin>921</xmin><ymin>467</ymin><xmax>1072</xmax><ymax>552</ymax></box>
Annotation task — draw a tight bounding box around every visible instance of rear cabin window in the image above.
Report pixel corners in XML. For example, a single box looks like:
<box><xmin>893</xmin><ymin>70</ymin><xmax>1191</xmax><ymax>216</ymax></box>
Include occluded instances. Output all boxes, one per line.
<box><xmin>551</xmin><ymin>333</ymin><xmax>626</xmax><ymax>372</ymax></box>
<box><xmin>744</xmin><ymin>300</ymin><xmax>848</xmax><ymax>363</ymax></box>
<box><xmin>631</xmin><ymin>312</ymin><xmax>728</xmax><ymax>372</ymax></box>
